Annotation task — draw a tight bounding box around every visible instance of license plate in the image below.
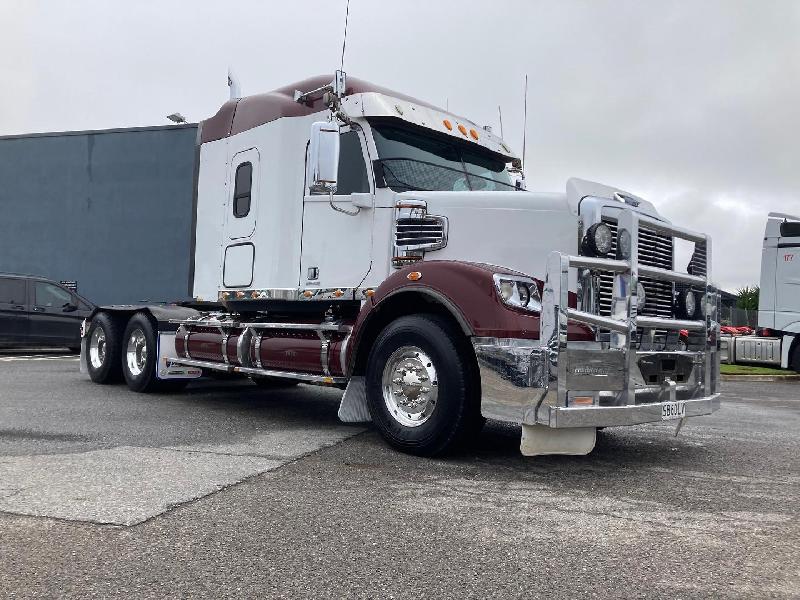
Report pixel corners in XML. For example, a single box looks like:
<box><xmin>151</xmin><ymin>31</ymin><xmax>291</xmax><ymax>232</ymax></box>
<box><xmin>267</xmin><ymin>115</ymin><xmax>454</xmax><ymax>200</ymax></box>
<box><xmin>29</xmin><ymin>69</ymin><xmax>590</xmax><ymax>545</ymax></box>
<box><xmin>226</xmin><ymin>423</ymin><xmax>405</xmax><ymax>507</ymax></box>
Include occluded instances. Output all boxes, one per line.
<box><xmin>661</xmin><ymin>401</ymin><xmax>686</xmax><ymax>420</ymax></box>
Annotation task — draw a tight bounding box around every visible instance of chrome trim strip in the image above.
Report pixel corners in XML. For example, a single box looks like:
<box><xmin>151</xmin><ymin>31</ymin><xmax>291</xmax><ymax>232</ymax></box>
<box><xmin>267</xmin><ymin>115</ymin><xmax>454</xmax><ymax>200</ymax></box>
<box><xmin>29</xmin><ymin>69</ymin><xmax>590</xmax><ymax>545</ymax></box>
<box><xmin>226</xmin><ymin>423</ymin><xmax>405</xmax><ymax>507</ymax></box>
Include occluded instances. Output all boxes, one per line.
<box><xmin>253</xmin><ymin>332</ymin><xmax>263</xmax><ymax>369</ymax></box>
<box><xmin>339</xmin><ymin>331</ymin><xmax>351</xmax><ymax>376</ymax></box>
<box><xmin>546</xmin><ymin>394</ymin><xmax>720</xmax><ymax>428</ymax></box>
<box><xmin>636</xmin><ymin>316</ymin><xmax>706</xmax><ymax>331</ymax></box>
<box><xmin>220</xmin><ymin>330</ymin><xmax>230</xmax><ymax>364</ymax></box>
<box><xmin>170</xmin><ymin>319</ymin><xmax>352</xmax><ymax>334</ymax></box>
<box><xmin>566</xmin><ymin>309</ymin><xmax>628</xmax><ymax>333</ymax></box>
<box><xmin>638</xmin><ymin>264</ymin><xmax>706</xmax><ymax>286</ymax></box>
<box><xmin>167</xmin><ymin>357</ymin><xmax>347</xmax><ymax>385</ymax></box>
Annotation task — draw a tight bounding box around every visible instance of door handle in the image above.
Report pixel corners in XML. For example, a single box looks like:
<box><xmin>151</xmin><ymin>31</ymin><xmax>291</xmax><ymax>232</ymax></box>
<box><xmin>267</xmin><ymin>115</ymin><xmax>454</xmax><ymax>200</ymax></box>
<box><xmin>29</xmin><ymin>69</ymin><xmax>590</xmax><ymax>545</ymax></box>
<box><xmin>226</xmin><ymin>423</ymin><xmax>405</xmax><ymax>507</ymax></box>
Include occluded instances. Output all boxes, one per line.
<box><xmin>33</xmin><ymin>306</ymin><xmax>45</xmax><ymax>312</ymax></box>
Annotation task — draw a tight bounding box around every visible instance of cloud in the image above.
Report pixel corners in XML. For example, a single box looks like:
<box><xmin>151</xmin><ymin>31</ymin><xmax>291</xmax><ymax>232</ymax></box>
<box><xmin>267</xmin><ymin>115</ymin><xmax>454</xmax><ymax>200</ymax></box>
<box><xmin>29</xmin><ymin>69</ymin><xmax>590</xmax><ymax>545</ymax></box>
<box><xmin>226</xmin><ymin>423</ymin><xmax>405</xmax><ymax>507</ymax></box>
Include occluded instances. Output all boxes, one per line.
<box><xmin>0</xmin><ymin>0</ymin><xmax>797</xmax><ymax>291</ymax></box>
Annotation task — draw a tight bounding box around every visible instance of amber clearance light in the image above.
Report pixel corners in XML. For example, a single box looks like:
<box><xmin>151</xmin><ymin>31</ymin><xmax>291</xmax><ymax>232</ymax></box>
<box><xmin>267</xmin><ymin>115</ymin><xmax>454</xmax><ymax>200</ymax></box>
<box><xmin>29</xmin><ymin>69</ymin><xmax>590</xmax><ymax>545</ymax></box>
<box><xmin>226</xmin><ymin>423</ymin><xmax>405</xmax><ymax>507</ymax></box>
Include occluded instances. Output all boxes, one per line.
<box><xmin>469</xmin><ymin>128</ymin><xmax>479</xmax><ymax>140</ymax></box>
<box><xmin>443</xmin><ymin>119</ymin><xmax>453</xmax><ymax>131</ymax></box>
<box><xmin>457</xmin><ymin>124</ymin><xmax>468</xmax><ymax>136</ymax></box>
<box><xmin>407</xmin><ymin>271</ymin><xmax>423</xmax><ymax>281</ymax></box>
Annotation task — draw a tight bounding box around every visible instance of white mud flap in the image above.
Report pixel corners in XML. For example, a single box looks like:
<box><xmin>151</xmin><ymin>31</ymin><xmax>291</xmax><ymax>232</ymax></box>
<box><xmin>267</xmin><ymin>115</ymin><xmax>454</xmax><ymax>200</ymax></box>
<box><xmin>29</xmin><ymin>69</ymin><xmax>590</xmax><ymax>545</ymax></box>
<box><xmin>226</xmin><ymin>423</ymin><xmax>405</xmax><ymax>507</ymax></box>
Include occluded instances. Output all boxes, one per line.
<box><xmin>520</xmin><ymin>424</ymin><xmax>596</xmax><ymax>456</ymax></box>
<box><xmin>157</xmin><ymin>332</ymin><xmax>203</xmax><ymax>380</ymax></box>
<box><xmin>79</xmin><ymin>335</ymin><xmax>88</xmax><ymax>375</ymax></box>
<box><xmin>338</xmin><ymin>376</ymin><xmax>372</xmax><ymax>423</ymax></box>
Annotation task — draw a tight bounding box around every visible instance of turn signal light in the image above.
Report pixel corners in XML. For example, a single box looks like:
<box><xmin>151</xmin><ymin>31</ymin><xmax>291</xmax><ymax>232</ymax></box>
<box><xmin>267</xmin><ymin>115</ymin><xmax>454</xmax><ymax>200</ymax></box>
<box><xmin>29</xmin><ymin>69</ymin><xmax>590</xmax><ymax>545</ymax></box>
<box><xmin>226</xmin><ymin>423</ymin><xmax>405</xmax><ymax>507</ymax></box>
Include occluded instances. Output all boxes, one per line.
<box><xmin>407</xmin><ymin>271</ymin><xmax>423</xmax><ymax>281</ymax></box>
<box><xmin>333</xmin><ymin>289</ymin><xmax>344</xmax><ymax>298</ymax></box>
<box><xmin>572</xmin><ymin>396</ymin><xmax>594</xmax><ymax>405</ymax></box>
<box><xmin>303</xmin><ymin>290</ymin><xmax>314</xmax><ymax>298</ymax></box>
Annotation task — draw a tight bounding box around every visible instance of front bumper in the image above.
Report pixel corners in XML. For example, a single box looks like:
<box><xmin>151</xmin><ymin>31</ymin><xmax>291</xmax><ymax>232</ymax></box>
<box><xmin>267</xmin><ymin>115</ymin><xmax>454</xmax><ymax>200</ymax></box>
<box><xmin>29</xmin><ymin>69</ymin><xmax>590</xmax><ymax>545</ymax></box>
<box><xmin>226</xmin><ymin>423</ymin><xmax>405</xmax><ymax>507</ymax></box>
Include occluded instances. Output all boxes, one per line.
<box><xmin>474</xmin><ymin>338</ymin><xmax>721</xmax><ymax>427</ymax></box>
<box><xmin>475</xmin><ymin>207</ymin><xmax>721</xmax><ymax>429</ymax></box>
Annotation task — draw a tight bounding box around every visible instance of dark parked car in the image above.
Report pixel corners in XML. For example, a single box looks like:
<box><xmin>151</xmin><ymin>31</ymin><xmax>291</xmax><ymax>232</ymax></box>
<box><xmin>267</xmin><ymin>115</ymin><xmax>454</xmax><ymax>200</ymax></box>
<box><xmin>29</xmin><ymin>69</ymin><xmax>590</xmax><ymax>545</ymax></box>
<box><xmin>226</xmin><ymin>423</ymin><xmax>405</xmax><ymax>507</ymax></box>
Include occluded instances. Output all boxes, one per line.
<box><xmin>0</xmin><ymin>274</ymin><xmax>94</xmax><ymax>352</ymax></box>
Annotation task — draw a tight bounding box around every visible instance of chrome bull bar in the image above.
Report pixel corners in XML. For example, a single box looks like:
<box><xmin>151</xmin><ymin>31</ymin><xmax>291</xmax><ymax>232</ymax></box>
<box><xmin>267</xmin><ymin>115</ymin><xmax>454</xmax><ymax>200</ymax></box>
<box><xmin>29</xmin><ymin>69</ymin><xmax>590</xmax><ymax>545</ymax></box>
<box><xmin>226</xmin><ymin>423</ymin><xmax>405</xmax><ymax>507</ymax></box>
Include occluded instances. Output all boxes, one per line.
<box><xmin>475</xmin><ymin>208</ymin><xmax>721</xmax><ymax>428</ymax></box>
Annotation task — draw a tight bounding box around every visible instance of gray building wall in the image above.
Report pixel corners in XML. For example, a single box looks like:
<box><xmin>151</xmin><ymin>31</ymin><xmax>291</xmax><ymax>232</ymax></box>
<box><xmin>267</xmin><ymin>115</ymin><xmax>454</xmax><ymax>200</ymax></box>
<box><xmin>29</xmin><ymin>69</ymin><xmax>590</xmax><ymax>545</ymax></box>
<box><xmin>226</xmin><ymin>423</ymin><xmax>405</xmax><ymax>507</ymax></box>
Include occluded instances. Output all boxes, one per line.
<box><xmin>0</xmin><ymin>125</ymin><xmax>198</xmax><ymax>305</ymax></box>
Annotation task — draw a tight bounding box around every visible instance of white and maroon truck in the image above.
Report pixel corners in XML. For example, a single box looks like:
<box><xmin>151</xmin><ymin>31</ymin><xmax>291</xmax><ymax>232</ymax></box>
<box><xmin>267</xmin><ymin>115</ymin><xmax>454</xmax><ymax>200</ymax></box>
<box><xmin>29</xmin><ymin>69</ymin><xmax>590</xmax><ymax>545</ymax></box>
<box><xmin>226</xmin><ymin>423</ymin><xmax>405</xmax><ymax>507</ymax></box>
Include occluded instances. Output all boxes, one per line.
<box><xmin>80</xmin><ymin>72</ymin><xmax>721</xmax><ymax>456</ymax></box>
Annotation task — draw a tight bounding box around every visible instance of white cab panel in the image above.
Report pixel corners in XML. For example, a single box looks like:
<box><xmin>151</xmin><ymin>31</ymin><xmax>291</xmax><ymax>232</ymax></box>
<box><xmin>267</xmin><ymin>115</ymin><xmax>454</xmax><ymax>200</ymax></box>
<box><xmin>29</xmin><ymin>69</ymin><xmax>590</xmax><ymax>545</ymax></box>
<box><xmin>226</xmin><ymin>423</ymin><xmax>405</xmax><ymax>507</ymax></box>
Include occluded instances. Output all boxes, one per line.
<box><xmin>193</xmin><ymin>111</ymin><xmax>328</xmax><ymax>299</ymax></box>
<box><xmin>402</xmin><ymin>191</ymin><xmax>578</xmax><ymax>283</ymax></box>
<box><xmin>223</xmin><ymin>243</ymin><xmax>255</xmax><ymax>287</ymax></box>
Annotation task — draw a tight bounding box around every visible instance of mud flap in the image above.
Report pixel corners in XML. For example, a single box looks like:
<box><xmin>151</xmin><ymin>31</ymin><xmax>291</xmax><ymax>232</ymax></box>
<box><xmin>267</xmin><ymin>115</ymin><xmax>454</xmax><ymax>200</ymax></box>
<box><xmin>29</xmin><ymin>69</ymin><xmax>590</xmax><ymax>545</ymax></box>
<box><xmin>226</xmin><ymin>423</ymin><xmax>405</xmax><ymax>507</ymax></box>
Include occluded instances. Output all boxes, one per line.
<box><xmin>338</xmin><ymin>376</ymin><xmax>372</xmax><ymax>423</ymax></box>
<box><xmin>520</xmin><ymin>424</ymin><xmax>596</xmax><ymax>456</ymax></box>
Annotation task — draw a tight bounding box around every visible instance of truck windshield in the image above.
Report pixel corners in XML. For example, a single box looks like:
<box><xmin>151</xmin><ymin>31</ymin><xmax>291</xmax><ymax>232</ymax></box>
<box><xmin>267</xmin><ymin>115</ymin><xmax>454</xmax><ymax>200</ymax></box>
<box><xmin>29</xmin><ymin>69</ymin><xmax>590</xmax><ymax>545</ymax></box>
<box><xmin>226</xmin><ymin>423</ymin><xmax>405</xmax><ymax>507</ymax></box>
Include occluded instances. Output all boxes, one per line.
<box><xmin>370</xmin><ymin>122</ymin><xmax>515</xmax><ymax>192</ymax></box>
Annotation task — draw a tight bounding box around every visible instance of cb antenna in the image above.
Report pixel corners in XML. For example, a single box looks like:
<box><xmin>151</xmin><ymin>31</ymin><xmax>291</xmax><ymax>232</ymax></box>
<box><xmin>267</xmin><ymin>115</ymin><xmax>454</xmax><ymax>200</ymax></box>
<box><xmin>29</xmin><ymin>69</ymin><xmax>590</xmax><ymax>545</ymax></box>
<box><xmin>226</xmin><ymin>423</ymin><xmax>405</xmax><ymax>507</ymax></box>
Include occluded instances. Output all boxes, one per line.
<box><xmin>340</xmin><ymin>0</ymin><xmax>351</xmax><ymax>71</ymax></box>
<box><xmin>498</xmin><ymin>105</ymin><xmax>504</xmax><ymax>139</ymax></box>
<box><xmin>521</xmin><ymin>74</ymin><xmax>528</xmax><ymax>180</ymax></box>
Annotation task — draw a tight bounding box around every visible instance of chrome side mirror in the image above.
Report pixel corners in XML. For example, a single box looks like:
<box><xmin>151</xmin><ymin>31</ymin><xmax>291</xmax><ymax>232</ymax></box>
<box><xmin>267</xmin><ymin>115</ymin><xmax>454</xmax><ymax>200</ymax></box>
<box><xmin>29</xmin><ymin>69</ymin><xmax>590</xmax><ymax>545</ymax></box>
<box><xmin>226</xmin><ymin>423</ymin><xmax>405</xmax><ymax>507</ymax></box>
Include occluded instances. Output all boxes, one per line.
<box><xmin>307</xmin><ymin>121</ymin><xmax>340</xmax><ymax>194</ymax></box>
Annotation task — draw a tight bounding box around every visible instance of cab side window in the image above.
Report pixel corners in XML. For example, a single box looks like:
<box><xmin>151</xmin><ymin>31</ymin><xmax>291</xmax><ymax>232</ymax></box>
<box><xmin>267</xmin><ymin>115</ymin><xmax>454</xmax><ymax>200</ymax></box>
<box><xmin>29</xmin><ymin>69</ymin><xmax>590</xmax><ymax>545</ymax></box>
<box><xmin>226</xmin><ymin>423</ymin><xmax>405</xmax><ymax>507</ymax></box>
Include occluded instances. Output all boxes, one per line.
<box><xmin>0</xmin><ymin>278</ymin><xmax>25</xmax><ymax>305</ymax></box>
<box><xmin>34</xmin><ymin>282</ymin><xmax>73</xmax><ymax>308</ymax></box>
<box><xmin>336</xmin><ymin>131</ymin><xmax>370</xmax><ymax>195</ymax></box>
<box><xmin>233</xmin><ymin>162</ymin><xmax>252</xmax><ymax>218</ymax></box>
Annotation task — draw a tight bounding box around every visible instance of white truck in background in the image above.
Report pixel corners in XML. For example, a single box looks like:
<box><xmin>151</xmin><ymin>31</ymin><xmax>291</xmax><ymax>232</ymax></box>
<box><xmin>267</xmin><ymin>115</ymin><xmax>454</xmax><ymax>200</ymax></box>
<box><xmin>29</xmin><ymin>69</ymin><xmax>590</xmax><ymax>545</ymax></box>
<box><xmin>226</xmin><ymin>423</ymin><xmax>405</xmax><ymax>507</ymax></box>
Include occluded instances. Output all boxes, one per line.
<box><xmin>79</xmin><ymin>71</ymin><xmax>721</xmax><ymax>457</ymax></box>
<box><xmin>721</xmin><ymin>213</ymin><xmax>800</xmax><ymax>371</ymax></box>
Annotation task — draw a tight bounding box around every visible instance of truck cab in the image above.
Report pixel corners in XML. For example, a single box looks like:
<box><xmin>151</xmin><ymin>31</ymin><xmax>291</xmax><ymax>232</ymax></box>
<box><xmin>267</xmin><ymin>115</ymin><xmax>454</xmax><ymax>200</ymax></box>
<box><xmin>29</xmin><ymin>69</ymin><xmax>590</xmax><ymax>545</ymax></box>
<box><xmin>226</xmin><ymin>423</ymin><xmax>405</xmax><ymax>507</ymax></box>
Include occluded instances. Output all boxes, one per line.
<box><xmin>81</xmin><ymin>72</ymin><xmax>721</xmax><ymax>457</ymax></box>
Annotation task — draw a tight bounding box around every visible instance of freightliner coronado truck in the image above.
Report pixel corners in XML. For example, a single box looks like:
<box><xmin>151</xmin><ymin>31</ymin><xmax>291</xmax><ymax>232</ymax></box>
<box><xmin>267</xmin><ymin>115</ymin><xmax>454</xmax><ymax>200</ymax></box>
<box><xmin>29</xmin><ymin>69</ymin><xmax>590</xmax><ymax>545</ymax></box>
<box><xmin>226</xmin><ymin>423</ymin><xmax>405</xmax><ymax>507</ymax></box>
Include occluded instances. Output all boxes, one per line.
<box><xmin>80</xmin><ymin>73</ymin><xmax>721</xmax><ymax>456</ymax></box>
<box><xmin>721</xmin><ymin>213</ymin><xmax>800</xmax><ymax>371</ymax></box>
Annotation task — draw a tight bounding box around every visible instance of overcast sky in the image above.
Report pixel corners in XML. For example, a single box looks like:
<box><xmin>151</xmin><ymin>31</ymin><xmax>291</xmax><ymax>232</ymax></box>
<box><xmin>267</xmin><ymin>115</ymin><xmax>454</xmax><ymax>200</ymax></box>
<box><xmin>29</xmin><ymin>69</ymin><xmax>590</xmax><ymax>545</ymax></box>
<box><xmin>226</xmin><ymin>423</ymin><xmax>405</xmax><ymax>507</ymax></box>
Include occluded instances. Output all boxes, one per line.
<box><xmin>1</xmin><ymin>0</ymin><xmax>798</xmax><ymax>292</ymax></box>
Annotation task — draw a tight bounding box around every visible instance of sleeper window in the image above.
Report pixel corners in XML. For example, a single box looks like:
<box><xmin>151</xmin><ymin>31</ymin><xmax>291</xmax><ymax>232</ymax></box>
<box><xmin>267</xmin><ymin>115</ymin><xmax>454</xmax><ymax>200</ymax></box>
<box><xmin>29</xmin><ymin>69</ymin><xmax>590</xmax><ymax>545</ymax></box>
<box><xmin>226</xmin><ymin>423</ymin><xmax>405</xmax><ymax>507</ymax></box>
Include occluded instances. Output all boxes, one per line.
<box><xmin>336</xmin><ymin>131</ymin><xmax>370</xmax><ymax>195</ymax></box>
<box><xmin>233</xmin><ymin>162</ymin><xmax>252</xmax><ymax>218</ymax></box>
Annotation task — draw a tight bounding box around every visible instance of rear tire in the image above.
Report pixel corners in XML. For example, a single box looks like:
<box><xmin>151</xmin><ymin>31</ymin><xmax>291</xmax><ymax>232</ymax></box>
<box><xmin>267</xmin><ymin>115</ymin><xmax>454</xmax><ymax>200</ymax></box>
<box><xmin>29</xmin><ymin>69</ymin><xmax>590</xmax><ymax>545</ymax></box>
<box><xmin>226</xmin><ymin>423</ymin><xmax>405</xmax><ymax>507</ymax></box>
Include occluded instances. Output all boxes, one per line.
<box><xmin>86</xmin><ymin>313</ymin><xmax>124</xmax><ymax>384</ymax></box>
<box><xmin>122</xmin><ymin>312</ymin><xmax>187</xmax><ymax>393</ymax></box>
<box><xmin>365</xmin><ymin>314</ymin><xmax>482</xmax><ymax>457</ymax></box>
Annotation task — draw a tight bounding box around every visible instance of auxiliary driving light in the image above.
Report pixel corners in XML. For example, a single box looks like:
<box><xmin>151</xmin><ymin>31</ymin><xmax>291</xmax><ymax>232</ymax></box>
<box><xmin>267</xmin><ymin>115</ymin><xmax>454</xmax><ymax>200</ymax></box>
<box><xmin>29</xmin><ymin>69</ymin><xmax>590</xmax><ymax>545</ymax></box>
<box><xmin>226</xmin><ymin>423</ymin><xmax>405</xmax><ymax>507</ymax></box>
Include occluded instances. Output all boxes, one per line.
<box><xmin>582</xmin><ymin>222</ymin><xmax>613</xmax><ymax>256</ymax></box>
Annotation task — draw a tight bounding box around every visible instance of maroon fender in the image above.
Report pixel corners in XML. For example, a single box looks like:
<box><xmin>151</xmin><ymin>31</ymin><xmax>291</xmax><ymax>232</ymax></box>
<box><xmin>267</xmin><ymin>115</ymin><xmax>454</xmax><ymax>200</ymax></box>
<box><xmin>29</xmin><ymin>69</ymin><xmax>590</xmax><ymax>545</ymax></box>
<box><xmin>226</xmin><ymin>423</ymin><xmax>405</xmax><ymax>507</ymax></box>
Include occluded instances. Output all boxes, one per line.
<box><xmin>347</xmin><ymin>261</ymin><xmax>594</xmax><ymax>373</ymax></box>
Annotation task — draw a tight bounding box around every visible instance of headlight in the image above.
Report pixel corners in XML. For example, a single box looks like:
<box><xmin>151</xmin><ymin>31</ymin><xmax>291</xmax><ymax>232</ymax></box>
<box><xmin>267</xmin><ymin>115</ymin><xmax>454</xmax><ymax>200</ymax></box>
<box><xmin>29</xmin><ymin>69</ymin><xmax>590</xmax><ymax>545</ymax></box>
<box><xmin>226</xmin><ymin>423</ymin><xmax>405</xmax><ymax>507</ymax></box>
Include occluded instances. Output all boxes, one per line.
<box><xmin>677</xmin><ymin>289</ymin><xmax>697</xmax><ymax>318</ymax></box>
<box><xmin>582</xmin><ymin>222</ymin><xmax>613</xmax><ymax>256</ymax></box>
<box><xmin>493</xmin><ymin>274</ymin><xmax>541</xmax><ymax>312</ymax></box>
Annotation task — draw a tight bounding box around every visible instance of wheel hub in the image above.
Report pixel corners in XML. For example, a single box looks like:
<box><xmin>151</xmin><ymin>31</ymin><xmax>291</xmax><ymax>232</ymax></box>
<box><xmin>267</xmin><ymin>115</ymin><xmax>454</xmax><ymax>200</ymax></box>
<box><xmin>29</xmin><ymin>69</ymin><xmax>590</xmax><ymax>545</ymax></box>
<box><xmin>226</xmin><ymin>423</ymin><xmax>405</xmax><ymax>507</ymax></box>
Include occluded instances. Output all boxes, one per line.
<box><xmin>89</xmin><ymin>327</ymin><xmax>106</xmax><ymax>369</ymax></box>
<box><xmin>126</xmin><ymin>328</ymin><xmax>148</xmax><ymax>377</ymax></box>
<box><xmin>382</xmin><ymin>347</ymin><xmax>438</xmax><ymax>427</ymax></box>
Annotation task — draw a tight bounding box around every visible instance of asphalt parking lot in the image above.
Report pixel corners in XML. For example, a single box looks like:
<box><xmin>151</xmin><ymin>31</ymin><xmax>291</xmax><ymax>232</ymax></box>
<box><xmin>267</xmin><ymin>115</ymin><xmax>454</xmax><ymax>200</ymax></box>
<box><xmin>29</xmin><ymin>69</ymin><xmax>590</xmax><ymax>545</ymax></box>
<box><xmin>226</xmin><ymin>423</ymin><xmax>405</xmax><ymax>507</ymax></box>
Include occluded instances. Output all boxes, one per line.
<box><xmin>0</xmin><ymin>352</ymin><xmax>797</xmax><ymax>599</ymax></box>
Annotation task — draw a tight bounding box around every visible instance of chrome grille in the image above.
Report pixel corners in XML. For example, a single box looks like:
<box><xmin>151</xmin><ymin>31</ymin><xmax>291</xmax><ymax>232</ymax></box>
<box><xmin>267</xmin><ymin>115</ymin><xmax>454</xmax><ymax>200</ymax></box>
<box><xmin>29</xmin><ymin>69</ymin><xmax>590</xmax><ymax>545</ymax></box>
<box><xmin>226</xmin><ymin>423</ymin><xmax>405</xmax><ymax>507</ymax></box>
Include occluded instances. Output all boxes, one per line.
<box><xmin>598</xmin><ymin>218</ymin><xmax>674</xmax><ymax>318</ymax></box>
<box><xmin>395</xmin><ymin>216</ymin><xmax>447</xmax><ymax>250</ymax></box>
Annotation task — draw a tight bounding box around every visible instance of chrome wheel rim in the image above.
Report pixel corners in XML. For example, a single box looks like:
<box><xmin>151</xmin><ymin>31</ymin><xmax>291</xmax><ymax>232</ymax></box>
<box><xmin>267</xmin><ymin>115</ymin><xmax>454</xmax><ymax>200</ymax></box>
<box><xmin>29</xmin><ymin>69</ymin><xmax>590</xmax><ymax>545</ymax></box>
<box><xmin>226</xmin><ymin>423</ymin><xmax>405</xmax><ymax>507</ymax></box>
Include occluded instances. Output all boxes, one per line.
<box><xmin>126</xmin><ymin>328</ymin><xmax>148</xmax><ymax>377</ymax></box>
<box><xmin>381</xmin><ymin>346</ymin><xmax>438</xmax><ymax>427</ymax></box>
<box><xmin>89</xmin><ymin>327</ymin><xmax>106</xmax><ymax>369</ymax></box>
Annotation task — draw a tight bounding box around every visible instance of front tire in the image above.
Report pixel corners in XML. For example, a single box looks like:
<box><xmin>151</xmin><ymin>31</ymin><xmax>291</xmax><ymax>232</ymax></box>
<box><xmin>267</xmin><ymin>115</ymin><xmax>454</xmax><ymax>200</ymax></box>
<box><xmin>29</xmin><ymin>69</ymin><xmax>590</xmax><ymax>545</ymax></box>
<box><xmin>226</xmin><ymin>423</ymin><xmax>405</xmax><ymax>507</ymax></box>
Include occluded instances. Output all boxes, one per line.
<box><xmin>365</xmin><ymin>314</ymin><xmax>482</xmax><ymax>456</ymax></box>
<box><xmin>86</xmin><ymin>313</ymin><xmax>123</xmax><ymax>384</ymax></box>
<box><xmin>122</xmin><ymin>312</ymin><xmax>186</xmax><ymax>393</ymax></box>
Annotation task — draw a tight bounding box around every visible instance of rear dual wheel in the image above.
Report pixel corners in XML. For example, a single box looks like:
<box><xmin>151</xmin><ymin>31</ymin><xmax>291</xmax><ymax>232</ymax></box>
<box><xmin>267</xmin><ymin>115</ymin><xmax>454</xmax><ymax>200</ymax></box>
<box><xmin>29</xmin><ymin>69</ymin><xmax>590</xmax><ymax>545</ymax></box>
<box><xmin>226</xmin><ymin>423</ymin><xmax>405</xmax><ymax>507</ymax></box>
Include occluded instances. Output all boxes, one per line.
<box><xmin>122</xmin><ymin>313</ymin><xmax>186</xmax><ymax>393</ymax></box>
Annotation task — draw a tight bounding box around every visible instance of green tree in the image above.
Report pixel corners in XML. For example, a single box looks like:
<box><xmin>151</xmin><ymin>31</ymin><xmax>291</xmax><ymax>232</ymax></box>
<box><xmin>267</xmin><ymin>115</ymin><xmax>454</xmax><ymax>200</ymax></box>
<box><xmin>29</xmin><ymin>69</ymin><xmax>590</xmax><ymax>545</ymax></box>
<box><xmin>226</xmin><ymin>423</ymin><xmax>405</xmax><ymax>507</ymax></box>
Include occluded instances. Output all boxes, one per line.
<box><xmin>736</xmin><ymin>285</ymin><xmax>760</xmax><ymax>310</ymax></box>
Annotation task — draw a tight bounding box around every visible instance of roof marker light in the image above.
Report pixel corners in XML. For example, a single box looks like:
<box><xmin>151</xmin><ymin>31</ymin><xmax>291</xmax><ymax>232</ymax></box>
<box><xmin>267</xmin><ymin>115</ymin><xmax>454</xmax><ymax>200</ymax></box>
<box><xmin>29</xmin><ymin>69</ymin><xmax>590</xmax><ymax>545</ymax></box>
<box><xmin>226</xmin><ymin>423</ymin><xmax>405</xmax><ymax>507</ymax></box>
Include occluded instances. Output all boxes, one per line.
<box><xmin>443</xmin><ymin>119</ymin><xmax>453</xmax><ymax>131</ymax></box>
<box><xmin>457</xmin><ymin>124</ymin><xmax>468</xmax><ymax>136</ymax></box>
<box><xmin>469</xmin><ymin>128</ymin><xmax>479</xmax><ymax>140</ymax></box>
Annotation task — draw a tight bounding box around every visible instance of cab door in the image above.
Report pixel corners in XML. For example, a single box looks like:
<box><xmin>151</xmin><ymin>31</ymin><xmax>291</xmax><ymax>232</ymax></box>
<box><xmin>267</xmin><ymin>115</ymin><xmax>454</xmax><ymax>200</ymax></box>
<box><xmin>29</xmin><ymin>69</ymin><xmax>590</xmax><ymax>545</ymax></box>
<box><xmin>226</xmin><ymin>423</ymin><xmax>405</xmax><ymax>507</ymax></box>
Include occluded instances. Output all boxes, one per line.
<box><xmin>300</xmin><ymin>128</ymin><xmax>374</xmax><ymax>291</ymax></box>
<box><xmin>222</xmin><ymin>148</ymin><xmax>260</xmax><ymax>288</ymax></box>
